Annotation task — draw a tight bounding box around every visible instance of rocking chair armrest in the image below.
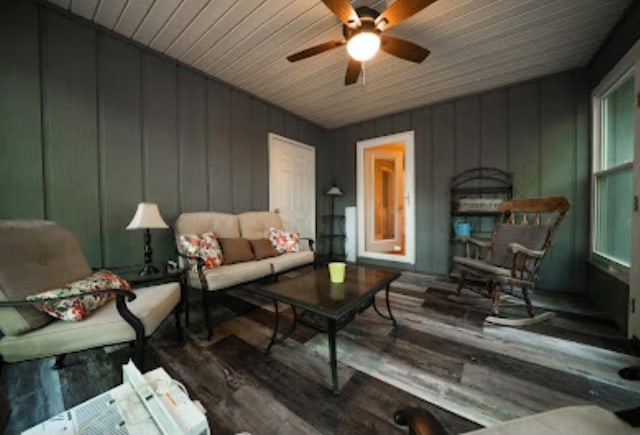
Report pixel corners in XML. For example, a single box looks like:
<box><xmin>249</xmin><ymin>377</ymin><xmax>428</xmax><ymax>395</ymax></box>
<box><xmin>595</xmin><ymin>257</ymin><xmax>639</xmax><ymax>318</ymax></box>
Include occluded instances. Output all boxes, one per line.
<box><xmin>459</xmin><ymin>236</ymin><xmax>492</xmax><ymax>248</ymax></box>
<box><xmin>394</xmin><ymin>407</ymin><xmax>451</xmax><ymax>435</ymax></box>
<box><xmin>508</xmin><ymin>242</ymin><xmax>545</xmax><ymax>258</ymax></box>
<box><xmin>0</xmin><ymin>289</ymin><xmax>136</xmax><ymax>307</ymax></box>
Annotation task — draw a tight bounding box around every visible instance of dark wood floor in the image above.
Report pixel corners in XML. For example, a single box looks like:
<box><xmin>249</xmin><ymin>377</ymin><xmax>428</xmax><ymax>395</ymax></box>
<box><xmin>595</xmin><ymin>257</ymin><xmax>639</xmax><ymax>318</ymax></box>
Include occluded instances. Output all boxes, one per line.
<box><xmin>3</xmin><ymin>270</ymin><xmax>640</xmax><ymax>434</ymax></box>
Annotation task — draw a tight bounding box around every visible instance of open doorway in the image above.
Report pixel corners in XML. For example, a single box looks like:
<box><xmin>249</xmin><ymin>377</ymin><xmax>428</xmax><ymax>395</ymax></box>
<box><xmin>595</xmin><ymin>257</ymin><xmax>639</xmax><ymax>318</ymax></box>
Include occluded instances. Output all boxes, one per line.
<box><xmin>357</xmin><ymin>131</ymin><xmax>415</xmax><ymax>264</ymax></box>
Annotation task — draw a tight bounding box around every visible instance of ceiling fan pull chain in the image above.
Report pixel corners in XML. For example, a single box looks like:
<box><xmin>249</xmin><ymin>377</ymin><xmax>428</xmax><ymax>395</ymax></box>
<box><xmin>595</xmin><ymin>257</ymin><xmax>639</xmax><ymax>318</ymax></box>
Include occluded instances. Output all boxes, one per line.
<box><xmin>362</xmin><ymin>62</ymin><xmax>366</xmax><ymax>87</ymax></box>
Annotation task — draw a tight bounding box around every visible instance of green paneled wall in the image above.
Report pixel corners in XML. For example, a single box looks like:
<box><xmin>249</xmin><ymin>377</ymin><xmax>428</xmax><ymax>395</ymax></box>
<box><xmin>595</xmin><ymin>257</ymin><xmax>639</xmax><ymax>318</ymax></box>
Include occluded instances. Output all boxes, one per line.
<box><xmin>43</xmin><ymin>11</ymin><xmax>101</xmax><ymax>265</ymax></box>
<box><xmin>142</xmin><ymin>54</ymin><xmax>179</xmax><ymax>263</ymax></box>
<box><xmin>98</xmin><ymin>35</ymin><xmax>143</xmax><ymax>267</ymax></box>
<box><xmin>0</xmin><ymin>2</ymin><xmax>326</xmax><ymax>268</ymax></box>
<box><xmin>328</xmin><ymin>70</ymin><xmax>590</xmax><ymax>292</ymax></box>
<box><xmin>588</xmin><ymin>0</ymin><xmax>640</xmax><ymax>88</ymax></box>
<box><xmin>0</xmin><ymin>1</ymin><xmax>44</xmax><ymax>219</ymax></box>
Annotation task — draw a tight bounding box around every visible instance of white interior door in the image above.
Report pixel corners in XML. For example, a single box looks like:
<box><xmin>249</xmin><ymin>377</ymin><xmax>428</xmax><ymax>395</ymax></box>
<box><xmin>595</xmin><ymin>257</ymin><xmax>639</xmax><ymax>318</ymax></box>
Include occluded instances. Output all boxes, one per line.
<box><xmin>630</xmin><ymin>59</ymin><xmax>640</xmax><ymax>340</ymax></box>
<box><xmin>357</xmin><ymin>131</ymin><xmax>415</xmax><ymax>264</ymax></box>
<box><xmin>269</xmin><ymin>133</ymin><xmax>316</xmax><ymax>238</ymax></box>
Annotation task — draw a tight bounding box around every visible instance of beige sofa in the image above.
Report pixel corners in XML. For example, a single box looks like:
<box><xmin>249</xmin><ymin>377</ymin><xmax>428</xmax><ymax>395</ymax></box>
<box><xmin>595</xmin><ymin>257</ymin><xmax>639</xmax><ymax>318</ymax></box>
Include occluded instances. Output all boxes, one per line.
<box><xmin>0</xmin><ymin>220</ymin><xmax>181</xmax><ymax>368</ymax></box>
<box><xmin>174</xmin><ymin>211</ymin><xmax>315</xmax><ymax>337</ymax></box>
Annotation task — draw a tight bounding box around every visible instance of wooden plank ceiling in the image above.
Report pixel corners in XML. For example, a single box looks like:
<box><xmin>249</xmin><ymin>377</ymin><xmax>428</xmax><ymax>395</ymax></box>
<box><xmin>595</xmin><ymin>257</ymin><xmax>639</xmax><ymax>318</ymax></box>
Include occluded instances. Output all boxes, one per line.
<box><xmin>46</xmin><ymin>0</ymin><xmax>630</xmax><ymax>128</ymax></box>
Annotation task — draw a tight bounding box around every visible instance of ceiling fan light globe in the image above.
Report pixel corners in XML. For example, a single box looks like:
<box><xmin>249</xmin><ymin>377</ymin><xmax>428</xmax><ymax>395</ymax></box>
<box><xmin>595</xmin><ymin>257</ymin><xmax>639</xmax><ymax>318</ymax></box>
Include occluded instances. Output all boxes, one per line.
<box><xmin>347</xmin><ymin>32</ymin><xmax>380</xmax><ymax>61</ymax></box>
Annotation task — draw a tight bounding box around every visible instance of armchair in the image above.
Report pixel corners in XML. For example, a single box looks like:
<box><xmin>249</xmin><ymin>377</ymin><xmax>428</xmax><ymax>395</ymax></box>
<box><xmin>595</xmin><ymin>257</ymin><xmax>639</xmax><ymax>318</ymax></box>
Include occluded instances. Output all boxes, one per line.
<box><xmin>452</xmin><ymin>196</ymin><xmax>570</xmax><ymax>323</ymax></box>
<box><xmin>0</xmin><ymin>220</ymin><xmax>181</xmax><ymax>369</ymax></box>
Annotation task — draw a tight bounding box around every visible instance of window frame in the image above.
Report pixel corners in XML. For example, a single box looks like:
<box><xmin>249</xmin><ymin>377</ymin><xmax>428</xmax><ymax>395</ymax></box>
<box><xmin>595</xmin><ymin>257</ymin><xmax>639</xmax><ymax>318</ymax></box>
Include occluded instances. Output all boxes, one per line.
<box><xmin>591</xmin><ymin>67</ymin><xmax>635</xmax><ymax>273</ymax></box>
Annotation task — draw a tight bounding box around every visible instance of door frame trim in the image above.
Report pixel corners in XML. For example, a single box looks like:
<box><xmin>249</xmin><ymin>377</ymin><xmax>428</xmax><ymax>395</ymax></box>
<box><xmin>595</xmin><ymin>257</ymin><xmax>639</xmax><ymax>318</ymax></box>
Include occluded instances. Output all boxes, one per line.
<box><xmin>268</xmin><ymin>133</ymin><xmax>316</xmax><ymax>238</ymax></box>
<box><xmin>356</xmin><ymin>131</ymin><xmax>416</xmax><ymax>264</ymax></box>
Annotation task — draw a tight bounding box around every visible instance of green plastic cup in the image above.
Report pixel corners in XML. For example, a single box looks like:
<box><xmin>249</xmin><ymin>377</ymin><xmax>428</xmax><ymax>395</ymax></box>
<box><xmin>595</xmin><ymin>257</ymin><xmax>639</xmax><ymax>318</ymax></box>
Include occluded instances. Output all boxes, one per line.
<box><xmin>330</xmin><ymin>283</ymin><xmax>345</xmax><ymax>300</ymax></box>
<box><xmin>328</xmin><ymin>262</ymin><xmax>346</xmax><ymax>283</ymax></box>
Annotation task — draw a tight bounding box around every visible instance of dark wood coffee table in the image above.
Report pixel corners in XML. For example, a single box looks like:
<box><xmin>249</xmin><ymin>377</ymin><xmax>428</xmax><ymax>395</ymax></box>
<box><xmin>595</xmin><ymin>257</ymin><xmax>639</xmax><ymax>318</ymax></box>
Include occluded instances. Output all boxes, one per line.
<box><xmin>247</xmin><ymin>265</ymin><xmax>400</xmax><ymax>394</ymax></box>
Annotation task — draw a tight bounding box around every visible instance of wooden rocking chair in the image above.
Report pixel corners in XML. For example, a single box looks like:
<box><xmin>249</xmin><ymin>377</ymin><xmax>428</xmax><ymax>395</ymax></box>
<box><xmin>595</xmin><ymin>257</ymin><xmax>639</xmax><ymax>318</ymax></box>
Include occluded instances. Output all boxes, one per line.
<box><xmin>452</xmin><ymin>196</ymin><xmax>570</xmax><ymax>324</ymax></box>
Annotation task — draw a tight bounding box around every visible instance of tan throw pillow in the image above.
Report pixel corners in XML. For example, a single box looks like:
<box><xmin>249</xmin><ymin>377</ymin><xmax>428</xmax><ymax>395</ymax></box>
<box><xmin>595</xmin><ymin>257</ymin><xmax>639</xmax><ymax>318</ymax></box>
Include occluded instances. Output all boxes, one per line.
<box><xmin>219</xmin><ymin>238</ymin><xmax>255</xmax><ymax>265</ymax></box>
<box><xmin>250</xmin><ymin>238</ymin><xmax>280</xmax><ymax>260</ymax></box>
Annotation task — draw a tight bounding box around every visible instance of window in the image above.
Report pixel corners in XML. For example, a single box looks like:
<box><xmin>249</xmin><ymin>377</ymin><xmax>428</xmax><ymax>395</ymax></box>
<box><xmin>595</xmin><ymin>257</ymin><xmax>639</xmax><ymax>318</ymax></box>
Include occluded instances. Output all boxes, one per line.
<box><xmin>593</xmin><ymin>71</ymin><xmax>635</xmax><ymax>267</ymax></box>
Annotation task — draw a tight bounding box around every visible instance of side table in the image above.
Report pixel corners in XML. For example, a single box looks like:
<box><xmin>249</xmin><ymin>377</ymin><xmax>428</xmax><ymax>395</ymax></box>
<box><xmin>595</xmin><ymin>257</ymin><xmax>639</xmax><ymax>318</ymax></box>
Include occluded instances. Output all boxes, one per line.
<box><xmin>320</xmin><ymin>214</ymin><xmax>346</xmax><ymax>262</ymax></box>
<box><xmin>110</xmin><ymin>264</ymin><xmax>187</xmax><ymax>289</ymax></box>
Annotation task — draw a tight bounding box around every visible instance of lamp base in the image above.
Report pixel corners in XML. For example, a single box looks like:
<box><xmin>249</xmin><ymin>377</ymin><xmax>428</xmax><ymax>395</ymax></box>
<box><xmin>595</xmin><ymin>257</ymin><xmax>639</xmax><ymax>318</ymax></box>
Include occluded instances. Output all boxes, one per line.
<box><xmin>139</xmin><ymin>263</ymin><xmax>160</xmax><ymax>277</ymax></box>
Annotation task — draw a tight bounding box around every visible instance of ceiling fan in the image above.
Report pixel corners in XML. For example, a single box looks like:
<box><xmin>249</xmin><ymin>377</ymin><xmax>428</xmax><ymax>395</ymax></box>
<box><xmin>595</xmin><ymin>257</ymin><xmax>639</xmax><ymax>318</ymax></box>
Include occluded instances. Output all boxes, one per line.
<box><xmin>286</xmin><ymin>0</ymin><xmax>437</xmax><ymax>85</ymax></box>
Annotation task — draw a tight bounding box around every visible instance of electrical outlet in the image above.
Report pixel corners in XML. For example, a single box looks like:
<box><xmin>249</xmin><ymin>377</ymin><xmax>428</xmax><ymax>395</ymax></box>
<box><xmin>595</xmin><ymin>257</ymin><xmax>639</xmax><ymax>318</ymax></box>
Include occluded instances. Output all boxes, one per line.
<box><xmin>632</xmin><ymin>298</ymin><xmax>636</xmax><ymax>314</ymax></box>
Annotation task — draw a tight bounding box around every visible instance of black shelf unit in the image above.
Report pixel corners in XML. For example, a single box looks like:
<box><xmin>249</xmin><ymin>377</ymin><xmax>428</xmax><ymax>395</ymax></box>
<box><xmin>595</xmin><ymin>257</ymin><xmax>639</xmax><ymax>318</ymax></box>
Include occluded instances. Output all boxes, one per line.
<box><xmin>449</xmin><ymin>167</ymin><xmax>513</xmax><ymax>275</ymax></box>
<box><xmin>319</xmin><ymin>214</ymin><xmax>345</xmax><ymax>261</ymax></box>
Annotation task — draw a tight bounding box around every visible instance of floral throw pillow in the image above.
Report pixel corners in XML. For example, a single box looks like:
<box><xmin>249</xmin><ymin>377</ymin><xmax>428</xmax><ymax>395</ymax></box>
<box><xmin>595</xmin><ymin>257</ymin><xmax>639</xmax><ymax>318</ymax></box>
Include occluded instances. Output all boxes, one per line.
<box><xmin>27</xmin><ymin>270</ymin><xmax>131</xmax><ymax>321</ymax></box>
<box><xmin>179</xmin><ymin>232</ymin><xmax>224</xmax><ymax>272</ymax></box>
<box><xmin>268</xmin><ymin>227</ymin><xmax>301</xmax><ymax>254</ymax></box>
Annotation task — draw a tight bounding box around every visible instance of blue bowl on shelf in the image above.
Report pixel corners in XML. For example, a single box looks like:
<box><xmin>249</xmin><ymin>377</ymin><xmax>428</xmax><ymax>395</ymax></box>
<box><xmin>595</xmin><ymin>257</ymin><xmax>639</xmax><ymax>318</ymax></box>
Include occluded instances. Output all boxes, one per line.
<box><xmin>454</xmin><ymin>220</ymin><xmax>472</xmax><ymax>238</ymax></box>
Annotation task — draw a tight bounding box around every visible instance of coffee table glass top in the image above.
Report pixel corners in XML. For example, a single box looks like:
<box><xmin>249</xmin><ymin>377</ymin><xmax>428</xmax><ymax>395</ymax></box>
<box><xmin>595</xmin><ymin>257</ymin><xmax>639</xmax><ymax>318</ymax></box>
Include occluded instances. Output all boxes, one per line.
<box><xmin>249</xmin><ymin>266</ymin><xmax>400</xmax><ymax>319</ymax></box>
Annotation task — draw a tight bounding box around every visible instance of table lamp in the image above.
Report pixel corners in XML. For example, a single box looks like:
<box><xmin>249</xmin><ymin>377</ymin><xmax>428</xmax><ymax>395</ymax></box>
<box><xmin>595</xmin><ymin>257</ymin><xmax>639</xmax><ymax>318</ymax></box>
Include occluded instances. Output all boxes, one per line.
<box><xmin>126</xmin><ymin>202</ymin><xmax>169</xmax><ymax>276</ymax></box>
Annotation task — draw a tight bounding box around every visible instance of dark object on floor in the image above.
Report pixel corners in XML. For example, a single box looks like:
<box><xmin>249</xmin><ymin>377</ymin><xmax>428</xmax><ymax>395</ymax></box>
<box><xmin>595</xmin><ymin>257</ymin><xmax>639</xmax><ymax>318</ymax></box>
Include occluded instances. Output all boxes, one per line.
<box><xmin>615</xmin><ymin>406</ymin><xmax>640</xmax><ymax>427</ymax></box>
<box><xmin>394</xmin><ymin>407</ymin><xmax>451</xmax><ymax>435</ymax></box>
<box><xmin>619</xmin><ymin>366</ymin><xmax>640</xmax><ymax>381</ymax></box>
<box><xmin>453</xmin><ymin>196</ymin><xmax>570</xmax><ymax>321</ymax></box>
<box><xmin>0</xmin><ymin>384</ymin><xmax>9</xmax><ymax>433</ymax></box>
<box><xmin>394</xmin><ymin>404</ymin><xmax>638</xmax><ymax>434</ymax></box>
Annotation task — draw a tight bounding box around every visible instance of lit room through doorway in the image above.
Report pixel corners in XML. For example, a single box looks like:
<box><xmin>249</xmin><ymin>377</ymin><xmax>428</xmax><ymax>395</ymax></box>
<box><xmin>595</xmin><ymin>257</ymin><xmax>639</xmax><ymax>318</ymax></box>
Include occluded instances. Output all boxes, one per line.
<box><xmin>357</xmin><ymin>131</ymin><xmax>415</xmax><ymax>265</ymax></box>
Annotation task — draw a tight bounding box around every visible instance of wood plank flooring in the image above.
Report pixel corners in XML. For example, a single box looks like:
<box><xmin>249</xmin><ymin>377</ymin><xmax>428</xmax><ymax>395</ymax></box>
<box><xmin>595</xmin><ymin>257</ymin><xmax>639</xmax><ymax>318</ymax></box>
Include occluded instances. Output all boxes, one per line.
<box><xmin>2</xmin><ymin>270</ymin><xmax>640</xmax><ymax>434</ymax></box>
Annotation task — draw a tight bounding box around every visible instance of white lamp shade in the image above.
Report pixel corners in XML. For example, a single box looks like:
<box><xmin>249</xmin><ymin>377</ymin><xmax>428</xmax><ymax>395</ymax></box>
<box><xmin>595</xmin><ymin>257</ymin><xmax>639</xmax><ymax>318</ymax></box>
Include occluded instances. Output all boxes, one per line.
<box><xmin>126</xmin><ymin>203</ymin><xmax>169</xmax><ymax>230</ymax></box>
<box><xmin>327</xmin><ymin>186</ymin><xmax>343</xmax><ymax>196</ymax></box>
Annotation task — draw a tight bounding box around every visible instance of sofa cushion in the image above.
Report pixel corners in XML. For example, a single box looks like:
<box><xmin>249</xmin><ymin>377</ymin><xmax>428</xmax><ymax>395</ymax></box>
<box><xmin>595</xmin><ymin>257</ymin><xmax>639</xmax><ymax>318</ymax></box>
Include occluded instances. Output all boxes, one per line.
<box><xmin>238</xmin><ymin>212</ymin><xmax>283</xmax><ymax>239</ymax></box>
<box><xmin>0</xmin><ymin>220</ymin><xmax>93</xmax><ymax>336</ymax></box>
<box><xmin>27</xmin><ymin>270</ymin><xmax>131</xmax><ymax>321</ymax></box>
<box><xmin>187</xmin><ymin>261</ymin><xmax>272</xmax><ymax>291</ymax></box>
<box><xmin>175</xmin><ymin>212</ymin><xmax>240</xmax><ymax>239</ymax></box>
<box><xmin>219</xmin><ymin>238</ymin><xmax>255</xmax><ymax>265</ymax></box>
<box><xmin>0</xmin><ymin>283</ymin><xmax>180</xmax><ymax>363</ymax></box>
<box><xmin>269</xmin><ymin>251</ymin><xmax>315</xmax><ymax>274</ymax></box>
<box><xmin>269</xmin><ymin>227</ymin><xmax>301</xmax><ymax>254</ymax></box>
<box><xmin>250</xmin><ymin>238</ymin><xmax>280</xmax><ymax>260</ymax></box>
<box><xmin>179</xmin><ymin>232</ymin><xmax>224</xmax><ymax>272</ymax></box>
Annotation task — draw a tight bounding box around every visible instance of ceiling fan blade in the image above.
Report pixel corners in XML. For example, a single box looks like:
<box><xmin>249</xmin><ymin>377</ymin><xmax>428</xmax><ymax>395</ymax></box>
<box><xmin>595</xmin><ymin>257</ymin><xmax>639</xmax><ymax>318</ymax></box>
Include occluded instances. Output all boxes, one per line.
<box><xmin>287</xmin><ymin>39</ymin><xmax>346</xmax><ymax>62</ymax></box>
<box><xmin>345</xmin><ymin>58</ymin><xmax>362</xmax><ymax>85</ymax></box>
<box><xmin>380</xmin><ymin>35</ymin><xmax>430</xmax><ymax>63</ymax></box>
<box><xmin>321</xmin><ymin>0</ymin><xmax>361</xmax><ymax>28</ymax></box>
<box><xmin>376</xmin><ymin>0</ymin><xmax>437</xmax><ymax>31</ymax></box>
